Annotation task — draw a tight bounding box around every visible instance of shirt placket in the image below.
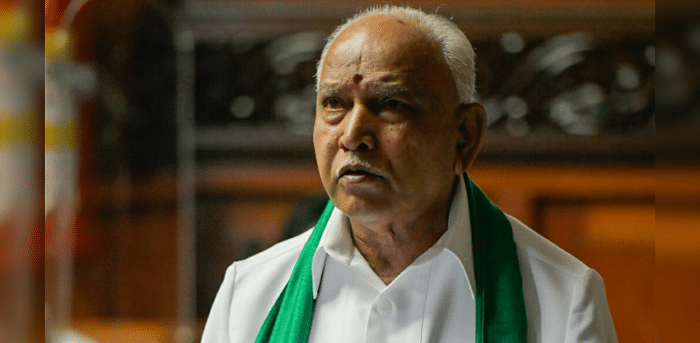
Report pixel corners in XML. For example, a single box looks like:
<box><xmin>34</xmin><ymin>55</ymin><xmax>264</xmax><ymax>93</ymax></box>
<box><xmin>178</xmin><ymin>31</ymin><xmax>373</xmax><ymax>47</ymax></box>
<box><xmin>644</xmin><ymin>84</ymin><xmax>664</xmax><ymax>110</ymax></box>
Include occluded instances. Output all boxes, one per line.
<box><xmin>365</xmin><ymin>263</ymin><xmax>432</xmax><ymax>343</ymax></box>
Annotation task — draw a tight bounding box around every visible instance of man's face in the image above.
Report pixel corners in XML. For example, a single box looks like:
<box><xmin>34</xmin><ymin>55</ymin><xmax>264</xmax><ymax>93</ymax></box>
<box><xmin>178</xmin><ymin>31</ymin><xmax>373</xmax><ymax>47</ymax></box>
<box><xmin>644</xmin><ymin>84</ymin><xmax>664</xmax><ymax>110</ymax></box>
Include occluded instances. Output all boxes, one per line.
<box><xmin>314</xmin><ymin>15</ymin><xmax>463</xmax><ymax>225</ymax></box>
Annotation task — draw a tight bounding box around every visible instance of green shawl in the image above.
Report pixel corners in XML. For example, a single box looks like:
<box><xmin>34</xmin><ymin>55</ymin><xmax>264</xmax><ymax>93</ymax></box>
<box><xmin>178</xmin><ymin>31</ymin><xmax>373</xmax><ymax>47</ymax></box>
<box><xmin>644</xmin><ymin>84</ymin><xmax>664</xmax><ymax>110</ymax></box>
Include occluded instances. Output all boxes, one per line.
<box><xmin>255</xmin><ymin>174</ymin><xmax>527</xmax><ymax>342</ymax></box>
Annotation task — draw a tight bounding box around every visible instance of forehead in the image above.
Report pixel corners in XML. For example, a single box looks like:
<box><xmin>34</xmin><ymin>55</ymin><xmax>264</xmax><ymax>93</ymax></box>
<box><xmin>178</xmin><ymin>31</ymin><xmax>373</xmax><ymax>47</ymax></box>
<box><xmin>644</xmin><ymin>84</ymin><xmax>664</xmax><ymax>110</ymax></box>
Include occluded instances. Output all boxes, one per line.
<box><xmin>319</xmin><ymin>15</ymin><xmax>449</xmax><ymax>89</ymax></box>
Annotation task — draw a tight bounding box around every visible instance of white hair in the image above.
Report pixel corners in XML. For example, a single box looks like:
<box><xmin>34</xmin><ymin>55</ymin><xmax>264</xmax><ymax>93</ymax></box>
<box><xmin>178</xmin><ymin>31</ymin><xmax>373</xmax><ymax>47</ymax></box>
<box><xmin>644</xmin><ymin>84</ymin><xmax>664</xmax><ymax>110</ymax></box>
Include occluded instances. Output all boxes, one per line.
<box><xmin>316</xmin><ymin>5</ymin><xmax>476</xmax><ymax>104</ymax></box>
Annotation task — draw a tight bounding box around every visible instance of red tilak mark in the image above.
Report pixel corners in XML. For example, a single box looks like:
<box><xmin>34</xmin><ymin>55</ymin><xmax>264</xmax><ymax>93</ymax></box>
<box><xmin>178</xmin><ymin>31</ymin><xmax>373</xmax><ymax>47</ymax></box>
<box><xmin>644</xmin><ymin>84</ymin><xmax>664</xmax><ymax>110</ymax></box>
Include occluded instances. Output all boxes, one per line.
<box><xmin>353</xmin><ymin>74</ymin><xmax>363</xmax><ymax>83</ymax></box>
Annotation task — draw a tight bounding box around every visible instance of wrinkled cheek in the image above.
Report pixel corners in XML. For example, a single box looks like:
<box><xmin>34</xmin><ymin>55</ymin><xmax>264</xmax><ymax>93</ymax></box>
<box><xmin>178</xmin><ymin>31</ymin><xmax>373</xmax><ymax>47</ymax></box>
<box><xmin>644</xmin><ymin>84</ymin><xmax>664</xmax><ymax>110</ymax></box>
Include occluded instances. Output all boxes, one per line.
<box><xmin>313</xmin><ymin>128</ymin><xmax>338</xmax><ymax>191</ymax></box>
<box><xmin>313</xmin><ymin>122</ymin><xmax>330</xmax><ymax>155</ymax></box>
<box><xmin>399</xmin><ymin>136</ymin><xmax>450</xmax><ymax>188</ymax></box>
<box><xmin>400</xmin><ymin>136</ymin><xmax>424</xmax><ymax>162</ymax></box>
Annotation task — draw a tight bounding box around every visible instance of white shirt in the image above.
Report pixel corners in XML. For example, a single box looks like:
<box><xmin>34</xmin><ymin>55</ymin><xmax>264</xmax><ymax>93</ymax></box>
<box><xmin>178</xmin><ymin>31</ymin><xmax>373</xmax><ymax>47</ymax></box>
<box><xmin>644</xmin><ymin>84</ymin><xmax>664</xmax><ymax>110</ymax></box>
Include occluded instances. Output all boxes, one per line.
<box><xmin>202</xmin><ymin>176</ymin><xmax>617</xmax><ymax>342</ymax></box>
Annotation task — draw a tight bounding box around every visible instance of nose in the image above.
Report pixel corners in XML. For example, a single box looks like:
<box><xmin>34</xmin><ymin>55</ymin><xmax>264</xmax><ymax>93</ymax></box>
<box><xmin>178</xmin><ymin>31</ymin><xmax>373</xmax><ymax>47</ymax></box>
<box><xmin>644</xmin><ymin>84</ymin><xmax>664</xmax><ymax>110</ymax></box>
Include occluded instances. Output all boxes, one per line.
<box><xmin>338</xmin><ymin>104</ymin><xmax>376</xmax><ymax>151</ymax></box>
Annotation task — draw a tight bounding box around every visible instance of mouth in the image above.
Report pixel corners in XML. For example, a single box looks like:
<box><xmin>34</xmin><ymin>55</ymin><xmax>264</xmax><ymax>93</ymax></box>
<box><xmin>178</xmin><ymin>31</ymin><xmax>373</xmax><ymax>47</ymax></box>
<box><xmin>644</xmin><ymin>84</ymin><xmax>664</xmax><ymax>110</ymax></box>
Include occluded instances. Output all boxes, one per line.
<box><xmin>336</xmin><ymin>163</ymin><xmax>384</xmax><ymax>180</ymax></box>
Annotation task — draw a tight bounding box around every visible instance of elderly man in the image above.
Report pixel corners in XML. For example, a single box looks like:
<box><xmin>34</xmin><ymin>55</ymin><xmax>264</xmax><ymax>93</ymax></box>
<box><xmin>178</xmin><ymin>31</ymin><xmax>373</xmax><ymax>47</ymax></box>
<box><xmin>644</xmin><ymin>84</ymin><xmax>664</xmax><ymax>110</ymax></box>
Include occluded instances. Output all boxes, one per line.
<box><xmin>202</xmin><ymin>6</ymin><xmax>617</xmax><ymax>343</ymax></box>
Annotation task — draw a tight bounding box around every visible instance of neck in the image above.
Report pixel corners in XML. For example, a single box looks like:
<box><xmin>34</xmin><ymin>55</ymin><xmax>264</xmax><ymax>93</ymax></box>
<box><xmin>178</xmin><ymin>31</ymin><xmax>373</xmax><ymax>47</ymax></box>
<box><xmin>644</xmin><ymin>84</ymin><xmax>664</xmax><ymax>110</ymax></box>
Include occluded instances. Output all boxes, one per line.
<box><xmin>349</xmin><ymin>187</ymin><xmax>455</xmax><ymax>285</ymax></box>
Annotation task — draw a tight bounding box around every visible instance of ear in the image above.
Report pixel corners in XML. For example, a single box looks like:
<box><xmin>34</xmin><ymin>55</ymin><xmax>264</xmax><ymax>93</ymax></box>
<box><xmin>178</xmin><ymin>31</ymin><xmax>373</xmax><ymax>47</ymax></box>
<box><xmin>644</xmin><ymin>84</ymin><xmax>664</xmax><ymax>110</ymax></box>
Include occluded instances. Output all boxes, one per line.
<box><xmin>453</xmin><ymin>103</ymin><xmax>487</xmax><ymax>174</ymax></box>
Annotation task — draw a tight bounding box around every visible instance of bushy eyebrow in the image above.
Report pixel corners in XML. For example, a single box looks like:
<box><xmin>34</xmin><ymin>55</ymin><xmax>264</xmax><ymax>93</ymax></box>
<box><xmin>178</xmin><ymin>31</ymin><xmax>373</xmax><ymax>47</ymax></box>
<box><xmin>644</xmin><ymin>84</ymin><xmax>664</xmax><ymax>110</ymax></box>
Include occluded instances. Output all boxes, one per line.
<box><xmin>317</xmin><ymin>84</ymin><xmax>342</xmax><ymax>97</ymax></box>
<box><xmin>317</xmin><ymin>82</ymin><xmax>420</xmax><ymax>101</ymax></box>
<box><xmin>368</xmin><ymin>84</ymin><xmax>419</xmax><ymax>101</ymax></box>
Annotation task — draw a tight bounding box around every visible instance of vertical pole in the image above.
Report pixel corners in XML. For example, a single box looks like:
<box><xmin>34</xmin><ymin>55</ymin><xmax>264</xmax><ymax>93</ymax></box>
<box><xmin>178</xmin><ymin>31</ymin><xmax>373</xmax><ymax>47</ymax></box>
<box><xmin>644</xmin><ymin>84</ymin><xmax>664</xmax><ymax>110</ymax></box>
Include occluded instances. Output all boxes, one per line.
<box><xmin>175</xmin><ymin>28</ymin><xmax>197</xmax><ymax>343</ymax></box>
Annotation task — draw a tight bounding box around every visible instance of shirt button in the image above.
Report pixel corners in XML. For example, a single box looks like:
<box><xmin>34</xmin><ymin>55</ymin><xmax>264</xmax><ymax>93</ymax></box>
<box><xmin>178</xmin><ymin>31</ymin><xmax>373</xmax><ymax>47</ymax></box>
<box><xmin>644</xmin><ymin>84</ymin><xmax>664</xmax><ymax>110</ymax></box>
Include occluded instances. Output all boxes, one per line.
<box><xmin>379</xmin><ymin>299</ymin><xmax>392</xmax><ymax>315</ymax></box>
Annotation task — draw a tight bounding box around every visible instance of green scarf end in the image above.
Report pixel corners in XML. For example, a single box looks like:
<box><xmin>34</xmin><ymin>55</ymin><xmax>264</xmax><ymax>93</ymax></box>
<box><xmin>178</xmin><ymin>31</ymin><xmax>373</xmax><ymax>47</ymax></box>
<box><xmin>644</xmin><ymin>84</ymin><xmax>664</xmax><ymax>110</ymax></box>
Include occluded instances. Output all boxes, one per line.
<box><xmin>256</xmin><ymin>175</ymin><xmax>527</xmax><ymax>343</ymax></box>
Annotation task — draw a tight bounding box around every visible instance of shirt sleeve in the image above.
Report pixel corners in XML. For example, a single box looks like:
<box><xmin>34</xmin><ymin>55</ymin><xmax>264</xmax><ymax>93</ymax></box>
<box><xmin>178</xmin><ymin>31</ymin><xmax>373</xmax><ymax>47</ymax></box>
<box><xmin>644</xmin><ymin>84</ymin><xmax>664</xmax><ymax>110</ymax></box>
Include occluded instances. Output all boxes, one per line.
<box><xmin>564</xmin><ymin>268</ymin><xmax>618</xmax><ymax>343</ymax></box>
<box><xmin>201</xmin><ymin>263</ymin><xmax>237</xmax><ymax>343</ymax></box>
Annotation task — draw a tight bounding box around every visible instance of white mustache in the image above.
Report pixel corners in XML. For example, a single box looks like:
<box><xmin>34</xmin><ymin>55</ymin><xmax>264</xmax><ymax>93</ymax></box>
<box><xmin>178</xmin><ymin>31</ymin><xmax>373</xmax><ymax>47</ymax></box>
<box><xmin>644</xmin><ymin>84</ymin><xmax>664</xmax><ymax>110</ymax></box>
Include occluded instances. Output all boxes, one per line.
<box><xmin>335</xmin><ymin>157</ymin><xmax>386</xmax><ymax>179</ymax></box>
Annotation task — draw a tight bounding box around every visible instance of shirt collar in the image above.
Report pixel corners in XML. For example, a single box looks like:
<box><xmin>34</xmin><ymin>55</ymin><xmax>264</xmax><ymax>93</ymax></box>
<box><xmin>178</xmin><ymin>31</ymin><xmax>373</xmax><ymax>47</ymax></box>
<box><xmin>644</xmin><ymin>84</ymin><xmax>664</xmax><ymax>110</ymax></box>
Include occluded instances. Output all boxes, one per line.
<box><xmin>311</xmin><ymin>174</ymin><xmax>475</xmax><ymax>299</ymax></box>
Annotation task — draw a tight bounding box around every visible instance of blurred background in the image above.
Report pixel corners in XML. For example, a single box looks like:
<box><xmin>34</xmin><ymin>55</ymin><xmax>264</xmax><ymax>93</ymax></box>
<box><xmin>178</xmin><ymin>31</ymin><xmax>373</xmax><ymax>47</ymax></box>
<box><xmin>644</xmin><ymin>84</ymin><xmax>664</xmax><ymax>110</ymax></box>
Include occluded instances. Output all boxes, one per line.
<box><xmin>18</xmin><ymin>0</ymin><xmax>694</xmax><ymax>341</ymax></box>
<box><xmin>1</xmin><ymin>0</ymin><xmax>43</xmax><ymax>342</ymax></box>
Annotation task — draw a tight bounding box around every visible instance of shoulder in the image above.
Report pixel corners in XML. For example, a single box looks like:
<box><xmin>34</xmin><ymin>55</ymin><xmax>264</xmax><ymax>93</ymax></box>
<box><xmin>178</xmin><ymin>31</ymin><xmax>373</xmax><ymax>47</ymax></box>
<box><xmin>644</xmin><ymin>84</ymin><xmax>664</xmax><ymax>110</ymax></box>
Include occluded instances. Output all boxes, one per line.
<box><xmin>507</xmin><ymin>214</ymin><xmax>589</xmax><ymax>279</ymax></box>
<box><xmin>506</xmin><ymin>215</ymin><xmax>617</xmax><ymax>342</ymax></box>
<box><xmin>201</xmin><ymin>229</ymin><xmax>313</xmax><ymax>342</ymax></box>
<box><xmin>226</xmin><ymin>228</ymin><xmax>313</xmax><ymax>300</ymax></box>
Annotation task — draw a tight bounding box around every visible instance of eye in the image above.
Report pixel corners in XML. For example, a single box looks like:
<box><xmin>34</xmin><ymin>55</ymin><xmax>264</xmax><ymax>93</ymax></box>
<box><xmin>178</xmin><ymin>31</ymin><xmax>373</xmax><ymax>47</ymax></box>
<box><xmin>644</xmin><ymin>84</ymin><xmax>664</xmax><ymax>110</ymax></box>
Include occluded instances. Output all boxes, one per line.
<box><xmin>381</xmin><ymin>98</ymin><xmax>415</xmax><ymax>113</ymax></box>
<box><xmin>323</xmin><ymin>97</ymin><xmax>344</xmax><ymax>110</ymax></box>
<box><xmin>385</xmin><ymin>99</ymin><xmax>401</xmax><ymax>109</ymax></box>
<box><xmin>320</xmin><ymin>97</ymin><xmax>346</xmax><ymax>124</ymax></box>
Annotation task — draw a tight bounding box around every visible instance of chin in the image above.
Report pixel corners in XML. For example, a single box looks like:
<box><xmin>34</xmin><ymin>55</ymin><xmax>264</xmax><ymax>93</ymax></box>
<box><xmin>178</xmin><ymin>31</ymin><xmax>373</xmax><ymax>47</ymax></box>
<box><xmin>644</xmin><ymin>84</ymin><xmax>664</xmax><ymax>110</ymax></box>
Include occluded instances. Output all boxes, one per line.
<box><xmin>333</xmin><ymin>193</ymin><xmax>391</xmax><ymax>223</ymax></box>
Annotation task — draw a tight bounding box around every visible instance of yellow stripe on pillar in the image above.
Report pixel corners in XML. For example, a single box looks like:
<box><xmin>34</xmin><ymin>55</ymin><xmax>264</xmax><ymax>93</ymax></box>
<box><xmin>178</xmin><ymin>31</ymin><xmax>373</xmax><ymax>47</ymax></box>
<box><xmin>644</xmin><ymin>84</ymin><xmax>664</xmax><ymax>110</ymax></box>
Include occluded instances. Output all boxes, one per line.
<box><xmin>0</xmin><ymin>114</ymin><xmax>36</xmax><ymax>147</ymax></box>
<box><xmin>45</xmin><ymin>121</ymin><xmax>77</xmax><ymax>149</ymax></box>
<box><xmin>45</xmin><ymin>28</ymin><xmax>73</xmax><ymax>61</ymax></box>
<box><xmin>0</xmin><ymin>8</ymin><xmax>30</xmax><ymax>44</ymax></box>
